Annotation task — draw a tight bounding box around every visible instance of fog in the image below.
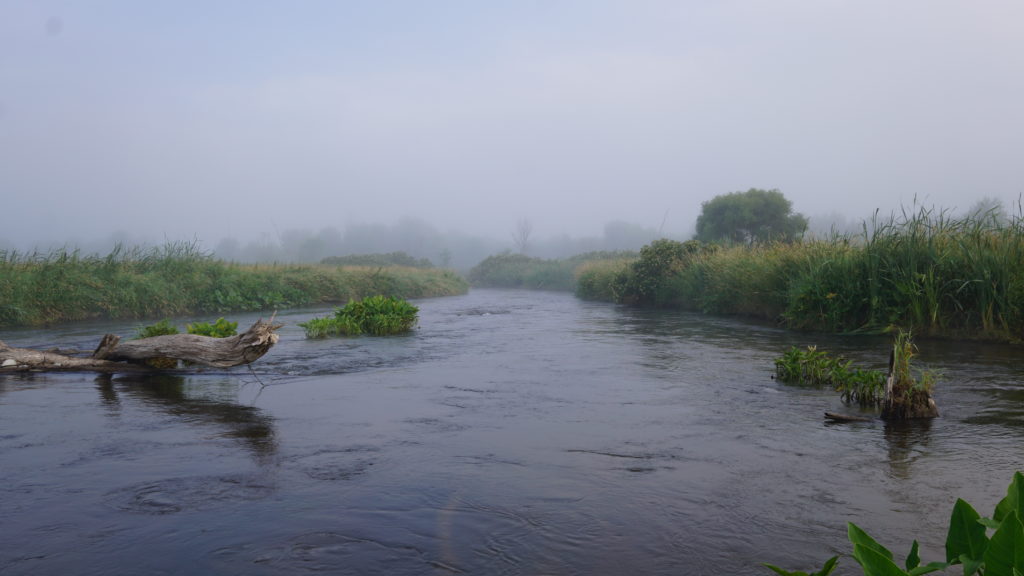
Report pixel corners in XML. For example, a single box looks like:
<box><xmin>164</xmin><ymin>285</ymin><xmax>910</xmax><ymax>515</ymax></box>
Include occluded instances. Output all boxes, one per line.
<box><xmin>3</xmin><ymin>2</ymin><xmax>1023</xmax><ymax>263</ymax></box>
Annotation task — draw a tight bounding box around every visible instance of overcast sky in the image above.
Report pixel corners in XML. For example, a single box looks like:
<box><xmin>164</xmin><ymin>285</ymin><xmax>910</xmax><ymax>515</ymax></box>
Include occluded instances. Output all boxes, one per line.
<box><xmin>2</xmin><ymin>1</ymin><xmax>1023</xmax><ymax>249</ymax></box>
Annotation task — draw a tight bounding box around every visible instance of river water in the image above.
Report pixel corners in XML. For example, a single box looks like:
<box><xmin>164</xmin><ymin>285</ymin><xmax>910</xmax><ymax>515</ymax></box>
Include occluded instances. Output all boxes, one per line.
<box><xmin>1</xmin><ymin>289</ymin><xmax>1022</xmax><ymax>575</ymax></box>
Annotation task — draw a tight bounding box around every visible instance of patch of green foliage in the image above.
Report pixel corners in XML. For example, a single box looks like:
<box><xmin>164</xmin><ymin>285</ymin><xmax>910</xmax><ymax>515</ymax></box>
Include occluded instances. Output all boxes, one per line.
<box><xmin>321</xmin><ymin>252</ymin><xmax>434</xmax><ymax>268</ymax></box>
<box><xmin>186</xmin><ymin>317</ymin><xmax>238</xmax><ymax>338</ymax></box>
<box><xmin>696</xmin><ymin>188</ymin><xmax>808</xmax><ymax>244</ymax></box>
<box><xmin>764</xmin><ymin>471</ymin><xmax>1024</xmax><ymax>576</ymax></box>
<box><xmin>774</xmin><ymin>345</ymin><xmax>886</xmax><ymax>406</ymax></box>
<box><xmin>135</xmin><ymin>319</ymin><xmax>180</xmax><ymax>339</ymax></box>
<box><xmin>0</xmin><ymin>242</ymin><xmax>467</xmax><ymax>328</ymax></box>
<box><xmin>299</xmin><ymin>295</ymin><xmax>419</xmax><ymax>338</ymax></box>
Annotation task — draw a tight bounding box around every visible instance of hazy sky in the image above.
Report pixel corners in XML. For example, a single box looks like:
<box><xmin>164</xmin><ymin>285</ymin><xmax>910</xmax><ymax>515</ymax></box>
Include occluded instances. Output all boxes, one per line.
<box><xmin>3</xmin><ymin>1</ymin><xmax>1023</xmax><ymax>248</ymax></box>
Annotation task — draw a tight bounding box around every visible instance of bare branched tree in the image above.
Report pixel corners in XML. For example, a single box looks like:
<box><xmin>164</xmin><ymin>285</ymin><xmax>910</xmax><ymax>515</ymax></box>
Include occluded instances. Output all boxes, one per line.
<box><xmin>511</xmin><ymin>218</ymin><xmax>533</xmax><ymax>254</ymax></box>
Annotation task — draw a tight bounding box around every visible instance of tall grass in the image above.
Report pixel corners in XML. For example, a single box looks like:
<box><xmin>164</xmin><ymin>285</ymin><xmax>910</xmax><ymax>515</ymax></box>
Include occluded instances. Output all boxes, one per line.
<box><xmin>585</xmin><ymin>207</ymin><xmax>1024</xmax><ymax>342</ymax></box>
<box><xmin>0</xmin><ymin>242</ymin><xmax>468</xmax><ymax>328</ymax></box>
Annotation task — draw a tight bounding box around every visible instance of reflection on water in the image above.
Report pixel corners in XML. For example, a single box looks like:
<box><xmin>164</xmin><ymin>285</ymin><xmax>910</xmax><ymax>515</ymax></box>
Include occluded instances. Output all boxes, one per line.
<box><xmin>96</xmin><ymin>373</ymin><xmax>277</xmax><ymax>457</ymax></box>
<box><xmin>883</xmin><ymin>419</ymin><xmax>933</xmax><ymax>480</ymax></box>
<box><xmin>1</xmin><ymin>289</ymin><xmax>1023</xmax><ymax>575</ymax></box>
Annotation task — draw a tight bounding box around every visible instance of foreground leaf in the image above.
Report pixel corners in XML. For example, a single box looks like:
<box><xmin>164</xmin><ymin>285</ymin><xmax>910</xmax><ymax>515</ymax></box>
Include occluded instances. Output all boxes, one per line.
<box><xmin>985</xmin><ymin>510</ymin><xmax>1024</xmax><ymax>576</ymax></box>
<box><xmin>849</xmin><ymin>523</ymin><xmax>895</xmax><ymax>561</ymax></box>
<box><xmin>852</xmin><ymin>543</ymin><xmax>909</xmax><ymax>576</ymax></box>
<box><xmin>946</xmin><ymin>498</ymin><xmax>989</xmax><ymax>566</ymax></box>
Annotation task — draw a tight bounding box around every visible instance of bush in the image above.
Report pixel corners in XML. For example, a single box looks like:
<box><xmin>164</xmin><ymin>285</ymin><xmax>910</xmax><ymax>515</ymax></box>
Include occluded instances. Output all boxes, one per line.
<box><xmin>299</xmin><ymin>295</ymin><xmax>419</xmax><ymax>338</ymax></box>
<box><xmin>186</xmin><ymin>317</ymin><xmax>238</xmax><ymax>338</ymax></box>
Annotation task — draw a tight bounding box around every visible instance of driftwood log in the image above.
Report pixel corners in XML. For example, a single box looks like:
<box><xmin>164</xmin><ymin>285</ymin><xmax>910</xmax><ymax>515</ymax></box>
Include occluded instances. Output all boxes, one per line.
<box><xmin>0</xmin><ymin>318</ymin><xmax>281</xmax><ymax>373</ymax></box>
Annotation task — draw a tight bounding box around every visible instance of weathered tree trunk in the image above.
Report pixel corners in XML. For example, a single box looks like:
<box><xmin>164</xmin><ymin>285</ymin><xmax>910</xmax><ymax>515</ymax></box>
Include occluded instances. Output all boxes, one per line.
<box><xmin>880</xmin><ymin>349</ymin><xmax>939</xmax><ymax>420</ymax></box>
<box><xmin>1</xmin><ymin>319</ymin><xmax>281</xmax><ymax>373</ymax></box>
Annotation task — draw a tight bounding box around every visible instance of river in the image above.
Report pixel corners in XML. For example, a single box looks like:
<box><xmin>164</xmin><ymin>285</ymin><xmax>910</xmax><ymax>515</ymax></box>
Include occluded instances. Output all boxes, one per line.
<box><xmin>1</xmin><ymin>289</ymin><xmax>1022</xmax><ymax>575</ymax></box>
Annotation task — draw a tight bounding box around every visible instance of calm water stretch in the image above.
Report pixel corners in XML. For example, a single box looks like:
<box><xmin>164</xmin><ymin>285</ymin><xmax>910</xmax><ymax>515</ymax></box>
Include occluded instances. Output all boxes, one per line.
<box><xmin>2</xmin><ymin>289</ymin><xmax>1022</xmax><ymax>575</ymax></box>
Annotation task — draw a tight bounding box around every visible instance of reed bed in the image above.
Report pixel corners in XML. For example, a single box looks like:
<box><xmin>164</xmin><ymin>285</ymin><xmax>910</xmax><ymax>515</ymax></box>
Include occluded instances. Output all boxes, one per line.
<box><xmin>0</xmin><ymin>242</ymin><xmax>468</xmax><ymax>327</ymax></box>
<box><xmin>583</xmin><ymin>208</ymin><xmax>1024</xmax><ymax>342</ymax></box>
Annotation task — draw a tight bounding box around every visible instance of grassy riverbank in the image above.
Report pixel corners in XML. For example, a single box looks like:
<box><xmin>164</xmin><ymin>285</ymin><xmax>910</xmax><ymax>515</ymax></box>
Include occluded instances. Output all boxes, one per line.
<box><xmin>467</xmin><ymin>251</ymin><xmax>637</xmax><ymax>291</ymax></box>
<box><xmin>577</xmin><ymin>209</ymin><xmax>1024</xmax><ymax>342</ymax></box>
<box><xmin>0</xmin><ymin>243</ymin><xmax>468</xmax><ymax>328</ymax></box>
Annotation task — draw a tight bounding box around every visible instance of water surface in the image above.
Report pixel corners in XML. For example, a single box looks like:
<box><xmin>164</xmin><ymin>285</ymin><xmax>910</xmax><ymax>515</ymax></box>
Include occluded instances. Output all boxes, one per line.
<box><xmin>2</xmin><ymin>289</ymin><xmax>1022</xmax><ymax>575</ymax></box>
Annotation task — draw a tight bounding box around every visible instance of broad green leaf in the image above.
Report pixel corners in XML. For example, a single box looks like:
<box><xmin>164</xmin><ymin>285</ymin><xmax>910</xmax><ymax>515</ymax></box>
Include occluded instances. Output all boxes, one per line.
<box><xmin>849</xmin><ymin>522</ymin><xmax>894</xmax><ymax>560</ymax></box>
<box><xmin>762</xmin><ymin>563</ymin><xmax>809</xmax><ymax>576</ymax></box>
<box><xmin>906</xmin><ymin>540</ymin><xmax>921</xmax><ymax>570</ymax></box>
<box><xmin>984</xmin><ymin>510</ymin><xmax>1024</xmax><ymax>576</ymax></box>
<box><xmin>980</xmin><ymin>517</ymin><xmax>1002</xmax><ymax>530</ymax></box>
<box><xmin>812</xmin><ymin>556</ymin><xmax>840</xmax><ymax>576</ymax></box>
<box><xmin>958</xmin><ymin>554</ymin><xmax>983</xmax><ymax>576</ymax></box>
<box><xmin>852</xmin><ymin>543</ymin><xmax>910</xmax><ymax>576</ymax></box>
<box><xmin>908</xmin><ymin>561</ymin><xmax>950</xmax><ymax>576</ymax></box>
<box><xmin>946</xmin><ymin>498</ymin><xmax>989</xmax><ymax>564</ymax></box>
<box><xmin>994</xmin><ymin>472</ymin><xmax>1024</xmax><ymax>524</ymax></box>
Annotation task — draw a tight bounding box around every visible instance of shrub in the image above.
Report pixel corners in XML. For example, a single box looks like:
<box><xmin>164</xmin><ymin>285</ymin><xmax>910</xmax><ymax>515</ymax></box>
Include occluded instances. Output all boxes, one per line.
<box><xmin>186</xmin><ymin>317</ymin><xmax>238</xmax><ymax>338</ymax></box>
<box><xmin>299</xmin><ymin>295</ymin><xmax>419</xmax><ymax>338</ymax></box>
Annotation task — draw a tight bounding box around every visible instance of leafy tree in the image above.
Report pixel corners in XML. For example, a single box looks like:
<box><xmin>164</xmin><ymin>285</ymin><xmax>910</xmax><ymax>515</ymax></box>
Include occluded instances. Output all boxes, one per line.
<box><xmin>695</xmin><ymin>188</ymin><xmax>808</xmax><ymax>244</ymax></box>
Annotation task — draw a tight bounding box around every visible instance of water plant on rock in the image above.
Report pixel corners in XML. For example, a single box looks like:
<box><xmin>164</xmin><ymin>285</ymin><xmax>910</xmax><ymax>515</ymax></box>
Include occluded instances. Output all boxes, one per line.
<box><xmin>773</xmin><ymin>330</ymin><xmax>938</xmax><ymax>418</ymax></box>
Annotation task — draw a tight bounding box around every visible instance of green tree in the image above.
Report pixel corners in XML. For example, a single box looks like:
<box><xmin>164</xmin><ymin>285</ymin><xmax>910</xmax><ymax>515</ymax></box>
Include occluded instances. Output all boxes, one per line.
<box><xmin>695</xmin><ymin>188</ymin><xmax>808</xmax><ymax>244</ymax></box>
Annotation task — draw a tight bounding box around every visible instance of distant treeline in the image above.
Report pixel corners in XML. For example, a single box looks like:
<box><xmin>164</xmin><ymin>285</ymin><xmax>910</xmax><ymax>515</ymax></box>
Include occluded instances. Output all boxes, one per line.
<box><xmin>576</xmin><ymin>208</ymin><xmax>1024</xmax><ymax>342</ymax></box>
<box><xmin>0</xmin><ymin>242</ymin><xmax>467</xmax><ymax>328</ymax></box>
<box><xmin>211</xmin><ymin>219</ymin><xmax>667</xmax><ymax>271</ymax></box>
<box><xmin>468</xmin><ymin>251</ymin><xmax>638</xmax><ymax>291</ymax></box>
<box><xmin>321</xmin><ymin>252</ymin><xmax>435</xmax><ymax>268</ymax></box>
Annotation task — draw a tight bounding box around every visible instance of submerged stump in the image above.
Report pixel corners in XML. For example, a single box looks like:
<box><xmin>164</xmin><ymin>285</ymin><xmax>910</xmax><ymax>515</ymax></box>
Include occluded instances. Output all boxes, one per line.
<box><xmin>879</xmin><ymin>347</ymin><xmax>939</xmax><ymax>420</ymax></box>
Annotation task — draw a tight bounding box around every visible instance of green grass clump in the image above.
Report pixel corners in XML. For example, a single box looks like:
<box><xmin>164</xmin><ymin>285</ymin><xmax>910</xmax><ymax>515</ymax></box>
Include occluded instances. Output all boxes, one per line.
<box><xmin>0</xmin><ymin>242</ymin><xmax>467</xmax><ymax>328</ymax></box>
<box><xmin>186</xmin><ymin>317</ymin><xmax>238</xmax><ymax>338</ymax></box>
<box><xmin>299</xmin><ymin>295</ymin><xmax>419</xmax><ymax>338</ymax></box>
<box><xmin>135</xmin><ymin>319</ymin><xmax>180</xmax><ymax>339</ymax></box>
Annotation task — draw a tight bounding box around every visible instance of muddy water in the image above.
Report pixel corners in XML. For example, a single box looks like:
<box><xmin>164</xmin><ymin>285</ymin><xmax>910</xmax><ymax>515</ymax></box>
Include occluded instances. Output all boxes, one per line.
<box><xmin>1</xmin><ymin>289</ymin><xmax>1022</xmax><ymax>575</ymax></box>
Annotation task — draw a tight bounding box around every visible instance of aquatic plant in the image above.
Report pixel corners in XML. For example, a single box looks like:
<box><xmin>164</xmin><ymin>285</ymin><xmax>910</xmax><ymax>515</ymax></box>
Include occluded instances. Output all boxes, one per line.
<box><xmin>764</xmin><ymin>471</ymin><xmax>1024</xmax><ymax>576</ymax></box>
<box><xmin>774</xmin><ymin>330</ymin><xmax>935</xmax><ymax>409</ymax></box>
<box><xmin>774</xmin><ymin>345</ymin><xmax>886</xmax><ymax>406</ymax></box>
<box><xmin>468</xmin><ymin>251</ymin><xmax>638</xmax><ymax>292</ymax></box>
<box><xmin>135</xmin><ymin>319</ymin><xmax>180</xmax><ymax>339</ymax></box>
<box><xmin>186</xmin><ymin>317</ymin><xmax>238</xmax><ymax>338</ymax></box>
<box><xmin>299</xmin><ymin>295</ymin><xmax>419</xmax><ymax>338</ymax></box>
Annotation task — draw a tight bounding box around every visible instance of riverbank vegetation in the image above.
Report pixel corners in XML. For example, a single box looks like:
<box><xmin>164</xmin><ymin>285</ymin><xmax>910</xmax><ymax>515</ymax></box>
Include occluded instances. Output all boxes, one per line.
<box><xmin>578</xmin><ymin>207</ymin><xmax>1024</xmax><ymax>342</ymax></box>
<box><xmin>298</xmin><ymin>295</ymin><xmax>419</xmax><ymax>338</ymax></box>
<box><xmin>765</xmin><ymin>471</ymin><xmax>1024</xmax><ymax>576</ymax></box>
<box><xmin>0</xmin><ymin>242</ymin><xmax>467</xmax><ymax>328</ymax></box>
<box><xmin>468</xmin><ymin>251</ymin><xmax>637</xmax><ymax>291</ymax></box>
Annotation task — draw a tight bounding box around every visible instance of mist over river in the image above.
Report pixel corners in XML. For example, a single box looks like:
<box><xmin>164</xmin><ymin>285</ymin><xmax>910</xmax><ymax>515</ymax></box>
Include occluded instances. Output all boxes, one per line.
<box><xmin>2</xmin><ymin>289</ymin><xmax>1022</xmax><ymax>575</ymax></box>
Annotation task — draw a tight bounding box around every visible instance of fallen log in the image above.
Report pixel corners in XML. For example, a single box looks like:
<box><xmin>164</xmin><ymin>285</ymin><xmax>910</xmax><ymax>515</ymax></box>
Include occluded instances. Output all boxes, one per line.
<box><xmin>1</xmin><ymin>318</ymin><xmax>281</xmax><ymax>373</ymax></box>
<box><xmin>824</xmin><ymin>411</ymin><xmax>874</xmax><ymax>423</ymax></box>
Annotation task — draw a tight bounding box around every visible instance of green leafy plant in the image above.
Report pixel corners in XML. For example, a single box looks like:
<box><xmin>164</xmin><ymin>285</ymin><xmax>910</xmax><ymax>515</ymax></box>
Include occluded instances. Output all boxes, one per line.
<box><xmin>186</xmin><ymin>317</ymin><xmax>238</xmax><ymax>338</ymax></box>
<box><xmin>774</xmin><ymin>345</ymin><xmax>886</xmax><ymax>406</ymax></box>
<box><xmin>299</xmin><ymin>295</ymin><xmax>419</xmax><ymax>338</ymax></box>
<box><xmin>134</xmin><ymin>319</ymin><xmax>180</xmax><ymax>339</ymax></box>
<box><xmin>765</xmin><ymin>471</ymin><xmax>1024</xmax><ymax>575</ymax></box>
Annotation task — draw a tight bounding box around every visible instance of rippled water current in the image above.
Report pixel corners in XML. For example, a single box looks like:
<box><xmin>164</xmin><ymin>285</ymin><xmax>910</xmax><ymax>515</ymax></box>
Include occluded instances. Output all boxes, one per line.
<box><xmin>2</xmin><ymin>289</ymin><xmax>1023</xmax><ymax>575</ymax></box>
